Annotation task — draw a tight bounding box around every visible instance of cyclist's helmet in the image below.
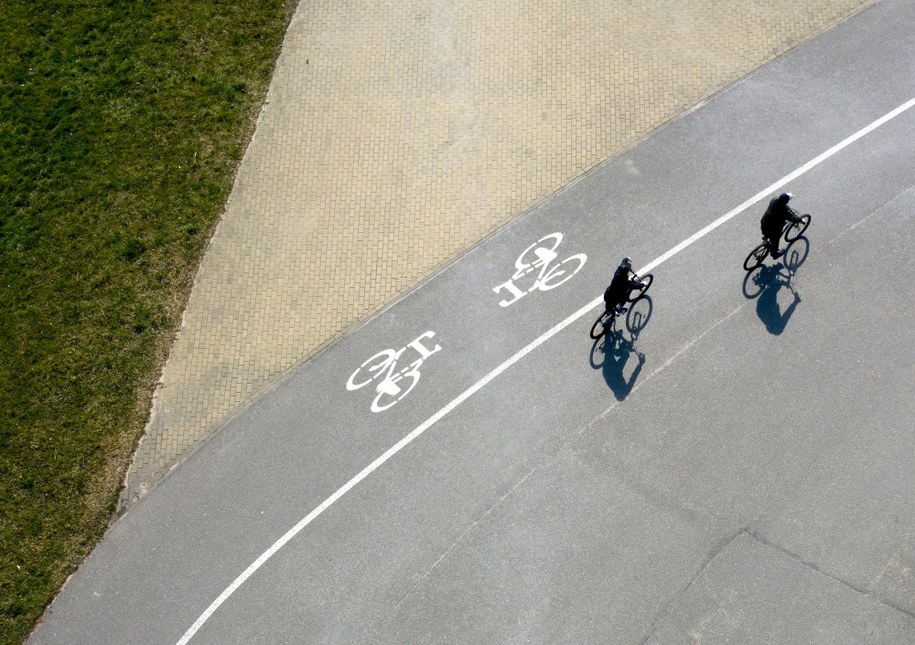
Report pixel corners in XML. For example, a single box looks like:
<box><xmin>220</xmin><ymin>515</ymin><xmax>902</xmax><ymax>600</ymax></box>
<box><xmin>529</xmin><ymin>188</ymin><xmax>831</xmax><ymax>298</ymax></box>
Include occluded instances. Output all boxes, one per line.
<box><xmin>620</xmin><ymin>257</ymin><xmax>632</xmax><ymax>269</ymax></box>
<box><xmin>778</xmin><ymin>192</ymin><xmax>793</xmax><ymax>204</ymax></box>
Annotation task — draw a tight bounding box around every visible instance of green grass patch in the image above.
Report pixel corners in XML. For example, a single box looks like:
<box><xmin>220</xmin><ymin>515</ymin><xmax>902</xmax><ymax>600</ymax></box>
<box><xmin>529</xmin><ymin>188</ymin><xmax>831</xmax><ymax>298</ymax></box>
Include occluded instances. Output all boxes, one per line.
<box><xmin>0</xmin><ymin>1</ymin><xmax>297</xmax><ymax>640</ymax></box>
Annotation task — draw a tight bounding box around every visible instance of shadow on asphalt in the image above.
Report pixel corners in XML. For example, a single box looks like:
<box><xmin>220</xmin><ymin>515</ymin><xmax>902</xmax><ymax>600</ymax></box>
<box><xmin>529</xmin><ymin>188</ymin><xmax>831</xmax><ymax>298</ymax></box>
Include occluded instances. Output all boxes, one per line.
<box><xmin>742</xmin><ymin>236</ymin><xmax>809</xmax><ymax>335</ymax></box>
<box><xmin>590</xmin><ymin>296</ymin><xmax>652</xmax><ymax>401</ymax></box>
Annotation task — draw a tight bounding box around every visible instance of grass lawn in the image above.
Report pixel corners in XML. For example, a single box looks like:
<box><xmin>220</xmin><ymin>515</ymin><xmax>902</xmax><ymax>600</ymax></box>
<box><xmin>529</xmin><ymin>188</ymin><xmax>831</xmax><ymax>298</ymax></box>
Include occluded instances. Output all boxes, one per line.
<box><xmin>0</xmin><ymin>1</ymin><xmax>297</xmax><ymax>640</ymax></box>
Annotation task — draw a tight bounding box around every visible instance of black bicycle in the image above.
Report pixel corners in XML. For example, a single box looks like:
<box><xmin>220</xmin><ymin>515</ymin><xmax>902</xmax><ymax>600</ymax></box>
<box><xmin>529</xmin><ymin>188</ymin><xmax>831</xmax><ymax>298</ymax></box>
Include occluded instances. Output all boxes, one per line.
<box><xmin>743</xmin><ymin>213</ymin><xmax>811</xmax><ymax>272</ymax></box>
<box><xmin>589</xmin><ymin>274</ymin><xmax>654</xmax><ymax>339</ymax></box>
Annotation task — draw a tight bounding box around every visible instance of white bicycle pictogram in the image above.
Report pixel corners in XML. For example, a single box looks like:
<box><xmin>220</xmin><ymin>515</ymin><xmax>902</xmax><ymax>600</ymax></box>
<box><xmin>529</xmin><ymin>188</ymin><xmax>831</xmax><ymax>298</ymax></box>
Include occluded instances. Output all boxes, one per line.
<box><xmin>346</xmin><ymin>331</ymin><xmax>442</xmax><ymax>413</ymax></box>
<box><xmin>493</xmin><ymin>232</ymin><xmax>588</xmax><ymax>307</ymax></box>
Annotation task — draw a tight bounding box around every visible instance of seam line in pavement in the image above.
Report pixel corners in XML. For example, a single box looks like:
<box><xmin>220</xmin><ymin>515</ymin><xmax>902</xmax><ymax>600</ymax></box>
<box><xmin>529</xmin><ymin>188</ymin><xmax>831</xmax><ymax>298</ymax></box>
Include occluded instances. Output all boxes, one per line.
<box><xmin>742</xmin><ymin>528</ymin><xmax>915</xmax><ymax>621</ymax></box>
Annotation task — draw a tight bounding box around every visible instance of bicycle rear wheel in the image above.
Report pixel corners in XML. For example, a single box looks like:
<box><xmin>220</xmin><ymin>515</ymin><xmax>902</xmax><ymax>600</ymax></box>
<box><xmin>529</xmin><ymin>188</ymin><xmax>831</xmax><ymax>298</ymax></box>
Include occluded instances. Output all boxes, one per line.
<box><xmin>627</xmin><ymin>274</ymin><xmax>654</xmax><ymax>302</ymax></box>
<box><xmin>743</xmin><ymin>243</ymin><xmax>768</xmax><ymax>271</ymax></box>
<box><xmin>783</xmin><ymin>214</ymin><xmax>811</xmax><ymax>242</ymax></box>
<box><xmin>590</xmin><ymin>312</ymin><xmax>611</xmax><ymax>339</ymax></box>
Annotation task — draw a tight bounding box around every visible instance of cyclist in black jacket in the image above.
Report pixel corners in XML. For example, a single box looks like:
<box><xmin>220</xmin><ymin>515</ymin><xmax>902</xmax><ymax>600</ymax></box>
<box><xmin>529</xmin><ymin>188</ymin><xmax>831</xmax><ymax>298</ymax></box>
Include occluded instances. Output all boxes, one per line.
<box><xmin>761</xmin><ymin>192</ymin><xmax>804</xmax><ymax>259</ymax></box>
<box><xmin>604</xmin><ymin>257</ymin><xmax>645</xmax><ymax>315</ymax></box>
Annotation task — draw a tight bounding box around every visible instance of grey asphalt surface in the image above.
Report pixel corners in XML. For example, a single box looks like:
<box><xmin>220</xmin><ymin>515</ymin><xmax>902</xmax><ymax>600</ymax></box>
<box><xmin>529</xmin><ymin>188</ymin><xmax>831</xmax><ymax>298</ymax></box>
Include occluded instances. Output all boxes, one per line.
<box><xmin>31</xmin><ymin>1</ymin><xmax>915</xmax><ymax>643</ymax></box>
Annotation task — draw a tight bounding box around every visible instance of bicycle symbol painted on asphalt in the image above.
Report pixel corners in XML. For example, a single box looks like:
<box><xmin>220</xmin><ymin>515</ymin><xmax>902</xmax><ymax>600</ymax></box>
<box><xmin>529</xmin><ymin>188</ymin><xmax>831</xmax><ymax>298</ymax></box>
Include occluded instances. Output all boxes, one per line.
<box><xmin>346</xmin><ymin>331</ymin><xmax>442</xmax><ymax>413</ymax></box>
<box><xmin>492</xmin><ymin>232</ymin><xmax>588</xmax><ymax>307</ymax></box>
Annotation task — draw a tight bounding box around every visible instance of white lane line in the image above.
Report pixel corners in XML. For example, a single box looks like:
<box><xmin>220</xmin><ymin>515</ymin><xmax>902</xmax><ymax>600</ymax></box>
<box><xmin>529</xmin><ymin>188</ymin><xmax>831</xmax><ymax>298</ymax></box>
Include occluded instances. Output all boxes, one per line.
<box><xmin>176</xmin><ymin>95</ymin><xmax>915</xmax><ymax>644</ymax></box>
<box><xmin>641</xmin><ymin>96</ymin><xmax>915</xmax><ymax>274</ymax></box>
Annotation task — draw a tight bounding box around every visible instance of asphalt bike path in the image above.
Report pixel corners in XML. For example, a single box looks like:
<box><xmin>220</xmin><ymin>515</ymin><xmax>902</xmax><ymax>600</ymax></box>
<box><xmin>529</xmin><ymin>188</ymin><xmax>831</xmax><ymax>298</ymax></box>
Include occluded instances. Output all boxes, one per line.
<box><xmin>32</xmin><ymin>1</ymin><xmax>915</xmax><ymax>642</ymax></box>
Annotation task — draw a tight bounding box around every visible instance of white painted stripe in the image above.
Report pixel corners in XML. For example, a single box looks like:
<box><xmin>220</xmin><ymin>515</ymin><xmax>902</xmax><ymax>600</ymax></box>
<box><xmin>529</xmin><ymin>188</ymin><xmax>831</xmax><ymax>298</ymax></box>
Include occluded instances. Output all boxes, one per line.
<box><xmin>176</xmin><ymin>95</ymin><xmax>915</xmax><ymax>644</ymax></box>
<box><xmin>641</xmin><ymin>95</ymin><xmax>915</xmax><ymax>275</ymax></box>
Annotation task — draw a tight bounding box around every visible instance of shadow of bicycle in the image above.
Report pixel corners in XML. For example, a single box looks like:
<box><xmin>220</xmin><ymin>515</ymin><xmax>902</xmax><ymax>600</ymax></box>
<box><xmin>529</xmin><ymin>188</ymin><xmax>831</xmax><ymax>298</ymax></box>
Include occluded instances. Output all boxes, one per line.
<box><xmin>742</xmin><ymin>236</ymin><xmax>809</xmax><ymax>335</ymax></box>
<box><xmin>589</xmin><ymin>296</ymin><xmax>653</xmax><ymax>401</ymax></box>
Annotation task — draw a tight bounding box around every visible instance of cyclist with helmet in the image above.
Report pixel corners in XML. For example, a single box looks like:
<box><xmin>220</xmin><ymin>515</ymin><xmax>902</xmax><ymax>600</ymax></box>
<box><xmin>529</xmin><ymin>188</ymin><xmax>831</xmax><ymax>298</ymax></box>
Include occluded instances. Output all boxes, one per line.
<box><xmin>604</xmin><ymin>257</ymin><xmax>645</xmax><ymax>315</ymax></box>
<box><xmin>761</xmin><ymin>192</ymin><xmax>804</xmax><ymax>259</ymax></box>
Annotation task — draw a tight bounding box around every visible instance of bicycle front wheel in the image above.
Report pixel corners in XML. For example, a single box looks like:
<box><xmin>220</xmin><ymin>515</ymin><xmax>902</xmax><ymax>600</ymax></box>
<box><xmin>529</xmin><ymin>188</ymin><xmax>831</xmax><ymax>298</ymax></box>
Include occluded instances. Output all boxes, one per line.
<box><xmin>744</xmin><ymin>243</ymin><xmax>768</xmax><ymax>271</ymax></box>
<box><xmin>783</xmin><ymin>214</ymin><xmax>811</xmax><ymax>242</ymax></box>
<box><xmin>627</xmin><ymin>274</ymin><xmax>654</xmax><ymax>302</ymax></box>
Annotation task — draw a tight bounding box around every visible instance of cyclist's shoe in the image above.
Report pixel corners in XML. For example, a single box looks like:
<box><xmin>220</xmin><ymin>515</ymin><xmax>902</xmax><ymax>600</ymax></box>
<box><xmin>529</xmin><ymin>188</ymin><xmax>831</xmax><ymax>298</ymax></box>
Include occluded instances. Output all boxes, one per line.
<box><xmin>615</xmin><ymin>305</ymin><xmax>628</xmax><ymax>315</ymax></box>
<box><xmin>770</xmin><ymin>248</ymin><xmax>783</xmax><ymax>259</ymax></box>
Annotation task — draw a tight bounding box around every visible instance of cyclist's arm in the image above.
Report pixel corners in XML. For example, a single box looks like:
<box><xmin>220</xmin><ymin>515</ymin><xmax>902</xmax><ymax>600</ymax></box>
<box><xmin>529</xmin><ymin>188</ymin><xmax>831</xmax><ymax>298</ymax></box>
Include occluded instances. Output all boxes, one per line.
<box><xmin>786</xmin><ymin>206</ymin><xmax>804</xmax><ymax>222</ymax></box>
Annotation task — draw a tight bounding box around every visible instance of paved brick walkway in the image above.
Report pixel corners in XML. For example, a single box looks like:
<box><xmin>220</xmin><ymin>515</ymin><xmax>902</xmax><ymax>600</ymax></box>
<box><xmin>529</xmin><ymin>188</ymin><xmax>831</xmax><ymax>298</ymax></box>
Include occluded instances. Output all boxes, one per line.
<box><xmin>122</xmin><ymin>0</ymin><xmax>876</xmax><ymax>508</ymax></box>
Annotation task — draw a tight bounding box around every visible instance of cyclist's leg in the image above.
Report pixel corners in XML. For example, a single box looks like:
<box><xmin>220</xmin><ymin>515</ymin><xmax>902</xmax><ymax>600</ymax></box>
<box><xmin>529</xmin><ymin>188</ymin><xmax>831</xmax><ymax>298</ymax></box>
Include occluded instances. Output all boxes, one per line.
<box><xmin>763</xmin><ymin>228</ymin><xmax>781</xmax><ymax>257</ymax></box>
<box><xmin>603</xmin><ymin>286</ymin><xmax>614</xmax><ymax>313</ymax></box>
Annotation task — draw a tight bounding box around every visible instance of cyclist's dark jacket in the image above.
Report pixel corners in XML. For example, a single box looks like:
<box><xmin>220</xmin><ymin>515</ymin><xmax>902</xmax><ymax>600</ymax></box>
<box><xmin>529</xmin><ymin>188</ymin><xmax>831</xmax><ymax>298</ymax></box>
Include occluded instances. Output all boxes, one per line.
<box><xmin>761</xmin><ymin>197</ymin><xmax>803</xmax><ymax>239</ymax></box>
<box><xmin>604</xmin><ymin>267</ymin><xmax>637</xmax><ymax>307</ymax></box>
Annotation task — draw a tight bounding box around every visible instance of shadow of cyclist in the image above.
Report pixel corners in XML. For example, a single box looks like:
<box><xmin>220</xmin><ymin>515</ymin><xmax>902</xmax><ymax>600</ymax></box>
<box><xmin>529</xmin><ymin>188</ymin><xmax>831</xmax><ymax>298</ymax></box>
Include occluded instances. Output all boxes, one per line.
<box><xmin>589</xmin><ymin>297</ymin><xmax>652</xmax><ymax>400</ymax></box>
<box><xmin>604</xmin><ymin>333</ymin><xmax>646</xmax><ymax>400</ymax></box>
<box><xmin>754</xmin><ymin>263</ymin><xmax>801</xmax><ymax>335</ymax></box>
<box><xmin>782</xmin><ymin>236</ymin><xmax>810</xmax><ymax>275</ymax></box>
<box><xmin>741</xmin><ymin>236</ymin><xmax>808</xmax><ymax>335</ymax></box>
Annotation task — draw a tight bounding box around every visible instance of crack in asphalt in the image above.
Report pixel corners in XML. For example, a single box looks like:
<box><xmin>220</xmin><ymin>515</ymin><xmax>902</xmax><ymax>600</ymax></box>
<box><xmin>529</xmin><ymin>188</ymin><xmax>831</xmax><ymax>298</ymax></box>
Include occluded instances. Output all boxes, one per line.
<box><xmin>742</xmin><ymin>527</ymin><xmax>915</xmax><ymax>622</ymax></box>
<box><xmin>387</xmin><ymin>467</ymin><xmax>537</xmax><ymax>618</ymax></box>
<box><xmin>639</xmin><ymin>526</ymin><xmax>747</xmax><ymax>645</ymax></box>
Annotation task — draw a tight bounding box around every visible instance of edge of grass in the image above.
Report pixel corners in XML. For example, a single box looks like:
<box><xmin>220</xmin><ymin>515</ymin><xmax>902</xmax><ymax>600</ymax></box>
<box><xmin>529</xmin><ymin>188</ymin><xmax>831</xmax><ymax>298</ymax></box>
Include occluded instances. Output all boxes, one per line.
<box><xmin>0</xmin><ymin>2</ymin><xmax>298</xmax><ymax>641</ymax></box>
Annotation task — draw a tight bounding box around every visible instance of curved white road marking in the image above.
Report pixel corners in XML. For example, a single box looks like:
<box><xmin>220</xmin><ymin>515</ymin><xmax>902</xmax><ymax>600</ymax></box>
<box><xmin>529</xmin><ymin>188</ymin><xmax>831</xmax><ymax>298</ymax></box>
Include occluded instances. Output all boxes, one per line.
<box><xmin>177</xmin><ymin>96</ymin><xmax>915</xmax><ymax>644</ymax></box>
